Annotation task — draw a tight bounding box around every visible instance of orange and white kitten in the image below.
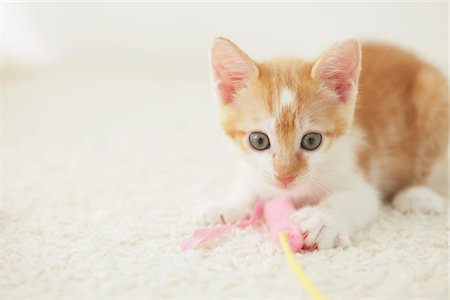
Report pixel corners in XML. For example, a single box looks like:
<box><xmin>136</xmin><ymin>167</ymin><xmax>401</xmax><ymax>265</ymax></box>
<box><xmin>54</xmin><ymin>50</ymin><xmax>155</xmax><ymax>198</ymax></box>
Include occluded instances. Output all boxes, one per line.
<box><xmin>195</xmin><ymin>37</ymin><xmax>448</xmax><ymax>249</ymax></box>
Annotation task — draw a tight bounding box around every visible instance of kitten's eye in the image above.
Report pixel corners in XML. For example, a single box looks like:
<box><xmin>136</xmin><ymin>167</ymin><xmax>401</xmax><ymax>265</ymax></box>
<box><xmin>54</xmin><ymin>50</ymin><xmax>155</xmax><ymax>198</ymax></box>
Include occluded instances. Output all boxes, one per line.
<box><xmin>301</xmin><ymin>132</ymin><xmax>322</xmax><ymax>151</ymax></box>
<box><xmin>249</xmin><ymin>132</ymin><xmax>270</xmax><ymax>151</ymax></box>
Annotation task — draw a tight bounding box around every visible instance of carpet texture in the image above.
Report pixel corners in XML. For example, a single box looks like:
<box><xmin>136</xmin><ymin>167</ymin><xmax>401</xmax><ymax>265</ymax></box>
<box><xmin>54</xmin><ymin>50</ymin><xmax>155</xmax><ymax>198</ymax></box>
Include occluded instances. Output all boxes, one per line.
<box><xmin>2</xmin><ymin>65</ymin><xmax>448</xmax><ymax>299</ymax></box>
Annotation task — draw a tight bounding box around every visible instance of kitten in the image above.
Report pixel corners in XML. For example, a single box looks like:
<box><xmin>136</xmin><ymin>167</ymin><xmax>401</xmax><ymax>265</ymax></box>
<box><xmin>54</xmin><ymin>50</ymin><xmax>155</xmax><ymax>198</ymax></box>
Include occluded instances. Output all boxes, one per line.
<box><xmin>195</xmin><ymin>37</ymin><xmax>448</xmax><ymax>249</ymax></box>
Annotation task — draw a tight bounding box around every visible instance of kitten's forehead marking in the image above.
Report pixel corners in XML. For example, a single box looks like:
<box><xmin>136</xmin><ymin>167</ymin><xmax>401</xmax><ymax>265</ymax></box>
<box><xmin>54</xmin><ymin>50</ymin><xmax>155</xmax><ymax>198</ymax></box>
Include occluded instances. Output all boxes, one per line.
<box><xmin>275</xmin><ymin>87</ymin><xmax>296</xmax><ymax>118</ymax></box>
<box><xmin>279</xmin><ymin>87</ymin><xmax>295</xmax><ymax>108</ymax></box>
<box><xmin>273</xmin><ymin>86</ymin><xmax>300</xmax><ymax>152</ymax></box>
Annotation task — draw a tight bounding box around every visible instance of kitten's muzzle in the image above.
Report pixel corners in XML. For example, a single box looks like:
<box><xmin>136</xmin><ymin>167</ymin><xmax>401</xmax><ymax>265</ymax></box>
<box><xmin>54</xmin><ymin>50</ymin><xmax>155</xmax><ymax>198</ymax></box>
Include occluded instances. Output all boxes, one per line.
<box><xmin>275</xmin><ymin>174</ymin><xmax>297</xmax><ymax>188</ymax></box>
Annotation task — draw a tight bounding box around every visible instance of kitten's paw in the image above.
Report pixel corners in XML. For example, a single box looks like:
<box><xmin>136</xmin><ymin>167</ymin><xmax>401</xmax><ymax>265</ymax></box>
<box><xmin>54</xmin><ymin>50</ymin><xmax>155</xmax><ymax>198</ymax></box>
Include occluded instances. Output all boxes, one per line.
<box><xmin>291</xmin><ymin>206</ymin><xmax>350</xmax><ymax>250</ymax></box>
<box><xmin>192</xmin><ymin>202</ymin><xmax>251</xmax><ymax>225</ymax></box>
<box><xmin>392</xmin><ymin>186</ymin><xmax>446</xmax><ymax>214</ymax></box>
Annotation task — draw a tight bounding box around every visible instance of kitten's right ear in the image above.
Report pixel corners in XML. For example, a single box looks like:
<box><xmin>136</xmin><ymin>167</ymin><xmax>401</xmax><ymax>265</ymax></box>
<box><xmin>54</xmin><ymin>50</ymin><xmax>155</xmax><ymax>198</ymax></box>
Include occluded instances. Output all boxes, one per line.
<box><xmin>210</xmin><ymin>37</ymin><xmax>259</xmax><ymax>104</ymax></box>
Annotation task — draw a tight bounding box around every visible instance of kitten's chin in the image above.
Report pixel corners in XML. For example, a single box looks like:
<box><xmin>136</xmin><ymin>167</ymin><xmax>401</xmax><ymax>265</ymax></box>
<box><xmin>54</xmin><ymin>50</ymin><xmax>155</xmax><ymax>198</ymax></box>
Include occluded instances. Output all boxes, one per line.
<box><xmin>265</xmin><ymin>183</ymin><xmax>303</xmax><ymax>198</ymax></box>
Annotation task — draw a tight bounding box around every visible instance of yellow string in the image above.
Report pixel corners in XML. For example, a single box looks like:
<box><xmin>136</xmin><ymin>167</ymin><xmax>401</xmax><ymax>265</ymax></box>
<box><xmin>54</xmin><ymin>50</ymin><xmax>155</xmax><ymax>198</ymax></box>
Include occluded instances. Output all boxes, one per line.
<box><xmin>279</xmin><ymin>231</ymin><xmax>328</xmax><ymax>300</ymax></box>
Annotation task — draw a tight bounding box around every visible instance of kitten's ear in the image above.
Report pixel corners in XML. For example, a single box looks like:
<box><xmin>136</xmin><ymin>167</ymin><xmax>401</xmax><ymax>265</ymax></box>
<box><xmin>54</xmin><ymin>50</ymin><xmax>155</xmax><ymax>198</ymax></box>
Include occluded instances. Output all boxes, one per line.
<box><xmin>311</xmin><ymin>38</ymin><xmax>361</xmax><ymax>103</ymax></box>
<box><xmin>210</xmin><ymin>37</ymin><xmax>259</xmax><ymax>104</ymax></box>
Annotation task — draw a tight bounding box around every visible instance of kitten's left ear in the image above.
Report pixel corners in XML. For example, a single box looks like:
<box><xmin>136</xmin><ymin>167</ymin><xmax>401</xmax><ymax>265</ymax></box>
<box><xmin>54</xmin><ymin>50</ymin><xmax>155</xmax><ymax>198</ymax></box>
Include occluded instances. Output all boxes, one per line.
<box><xmin>311</xmin><ymin>38</ymin><xmax>362</xmax><ymax>103</ymax></box>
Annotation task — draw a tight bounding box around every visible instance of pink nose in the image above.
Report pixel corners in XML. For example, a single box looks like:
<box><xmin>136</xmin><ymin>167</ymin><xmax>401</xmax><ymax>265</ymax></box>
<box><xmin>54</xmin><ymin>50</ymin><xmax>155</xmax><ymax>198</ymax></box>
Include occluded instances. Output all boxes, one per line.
<box><xmin>275</xmin><ymin>174</ymin><xmax>297</xmax><ymax>187</ymax></box>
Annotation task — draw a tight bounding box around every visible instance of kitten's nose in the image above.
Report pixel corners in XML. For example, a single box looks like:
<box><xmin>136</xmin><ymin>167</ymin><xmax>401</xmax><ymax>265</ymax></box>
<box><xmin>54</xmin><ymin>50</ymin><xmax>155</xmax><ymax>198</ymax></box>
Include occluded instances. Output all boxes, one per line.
<box><xmin>275</xmin><ymin>174</ymin><xmax>297</xmax><ymax>187</ymax></box>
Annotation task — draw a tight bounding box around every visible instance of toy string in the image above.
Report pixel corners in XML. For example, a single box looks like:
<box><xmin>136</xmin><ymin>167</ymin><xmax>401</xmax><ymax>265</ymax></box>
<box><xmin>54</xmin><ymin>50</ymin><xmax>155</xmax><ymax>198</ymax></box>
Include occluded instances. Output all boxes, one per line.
<box><xmin>279</xmin><ymin>232</ymin><xmax>328</xmax><ymax>300</ymax></box>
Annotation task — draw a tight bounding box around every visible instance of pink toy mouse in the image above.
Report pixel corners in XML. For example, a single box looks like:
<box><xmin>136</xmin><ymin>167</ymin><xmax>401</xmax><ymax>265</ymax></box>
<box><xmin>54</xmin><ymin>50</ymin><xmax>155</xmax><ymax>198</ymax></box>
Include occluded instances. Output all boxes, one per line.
<box><xmin>181</xmin><ymin>197</ymin><xmax>307</xmax><ymax>252</ymax></box>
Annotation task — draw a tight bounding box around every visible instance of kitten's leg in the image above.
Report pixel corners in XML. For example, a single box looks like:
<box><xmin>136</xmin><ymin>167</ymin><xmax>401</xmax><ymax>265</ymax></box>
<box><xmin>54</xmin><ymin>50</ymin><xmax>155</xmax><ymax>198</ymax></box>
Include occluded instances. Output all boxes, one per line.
<box><xmin>193</xmin><ymin>167</ymin><xmax>258</xmax><ymax>225</ymax></box>
<box><xmin>292</xmin><ymin>178</ymin><xmax>379</xmax><ymax>249</ymax></box>
<box><xmin>392</xmin><ymin>186</ymin><xmax>446</xmax><ymax>214</ymax></box>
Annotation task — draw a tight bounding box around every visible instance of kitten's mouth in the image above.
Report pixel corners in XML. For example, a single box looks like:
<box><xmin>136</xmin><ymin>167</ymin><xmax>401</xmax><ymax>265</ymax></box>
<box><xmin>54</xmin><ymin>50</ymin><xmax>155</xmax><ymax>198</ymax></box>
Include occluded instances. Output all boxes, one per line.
<box><xmin>265</xmin><ymin>178</ymin><xmax>299</xmax><ymax>190</ymax></box>
<box><xmin>278</xmin><ymin>182</ymin><xmax>297</xmax><ymax>189</ymax></box>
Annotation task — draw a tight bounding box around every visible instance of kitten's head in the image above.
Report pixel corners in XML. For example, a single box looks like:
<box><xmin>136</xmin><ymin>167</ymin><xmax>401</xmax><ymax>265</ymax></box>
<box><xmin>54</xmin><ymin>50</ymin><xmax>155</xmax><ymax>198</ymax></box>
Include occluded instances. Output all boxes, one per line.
<box><xmin>210</xmin><ymin>37</ymin><xmax>361</xmax><ymax>189</ymax></box>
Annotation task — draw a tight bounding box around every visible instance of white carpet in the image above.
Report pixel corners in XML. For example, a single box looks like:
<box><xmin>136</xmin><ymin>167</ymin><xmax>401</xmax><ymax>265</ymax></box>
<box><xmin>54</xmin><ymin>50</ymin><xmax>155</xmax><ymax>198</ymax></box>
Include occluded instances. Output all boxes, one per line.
<box><xmin>2</xmin><ymin>65</ymin><xmax>448</xmax><ymax>299</ymax></box>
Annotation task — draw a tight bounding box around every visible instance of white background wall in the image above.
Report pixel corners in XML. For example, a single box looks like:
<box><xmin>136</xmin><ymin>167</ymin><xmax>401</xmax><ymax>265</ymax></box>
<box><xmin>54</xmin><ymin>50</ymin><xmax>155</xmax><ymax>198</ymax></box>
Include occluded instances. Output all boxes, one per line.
<box><xmin>4</xmin><ymin>2</ymin><xmax>448</xmax><ymax>74</ymax></box>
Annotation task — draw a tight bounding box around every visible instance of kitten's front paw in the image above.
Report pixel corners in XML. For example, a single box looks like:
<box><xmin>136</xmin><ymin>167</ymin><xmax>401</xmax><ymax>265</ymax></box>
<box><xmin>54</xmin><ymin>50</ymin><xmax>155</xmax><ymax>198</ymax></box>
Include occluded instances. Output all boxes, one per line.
<box><xmin>291</xmin><ymin>206</ymin><xmax>350</xmax><ymax>250</ymax></box>
<box><xmin>192</xmin><ymin>202</ymin><xmax>252</xmax><ymax>225</ymax></box>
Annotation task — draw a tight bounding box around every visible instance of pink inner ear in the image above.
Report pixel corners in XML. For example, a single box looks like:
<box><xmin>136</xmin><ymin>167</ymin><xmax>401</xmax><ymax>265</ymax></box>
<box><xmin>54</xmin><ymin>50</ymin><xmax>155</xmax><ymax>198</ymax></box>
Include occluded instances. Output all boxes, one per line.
<box><xmin>315</xmin><ymin>40</ymin><xmax>361</xmax><ymax>102</ymax></box>
<box><xmin>322</xmin><ymin>73</ymin><xmax>355</xmax><ymax>103</ymax></box>
<box><xmin>212</xmin><ymin>63</ymin><xmax>248</xmax><ymax>104</ymax></box>
<box><xmin>211</xmin><ymin>41</ymin><xmax>253</xmax><ymax>104</ymax></box>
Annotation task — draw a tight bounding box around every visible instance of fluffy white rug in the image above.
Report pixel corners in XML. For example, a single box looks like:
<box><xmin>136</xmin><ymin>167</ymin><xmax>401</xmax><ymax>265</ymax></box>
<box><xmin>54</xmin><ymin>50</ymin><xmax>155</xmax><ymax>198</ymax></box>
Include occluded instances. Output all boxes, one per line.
<box><xmin>2</xmin><ymin>65</ymin><xmax>448</xmax><ymax>299</ymax></box>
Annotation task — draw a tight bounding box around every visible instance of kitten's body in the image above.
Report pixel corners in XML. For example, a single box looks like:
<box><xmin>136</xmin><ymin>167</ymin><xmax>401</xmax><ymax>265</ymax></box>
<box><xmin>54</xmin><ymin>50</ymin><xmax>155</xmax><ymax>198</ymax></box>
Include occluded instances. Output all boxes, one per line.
<box><xmin>357</xmin><ymin>43</ymin><xmax>448</xmax><ymax>199</ymax></box>
<box><xmin>196</xmin><ymin>38</ymin><xmax>448</xmax><ymax>249</ymax></box>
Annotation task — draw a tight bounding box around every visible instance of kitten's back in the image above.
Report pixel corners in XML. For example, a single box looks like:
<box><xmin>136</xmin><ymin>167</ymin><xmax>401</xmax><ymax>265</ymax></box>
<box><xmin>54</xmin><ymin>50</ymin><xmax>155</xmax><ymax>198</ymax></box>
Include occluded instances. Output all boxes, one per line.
<box><xmin>356</xmin><ymin>43</ymin><xmax>448</xmax><ymax>199</ymax></box>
